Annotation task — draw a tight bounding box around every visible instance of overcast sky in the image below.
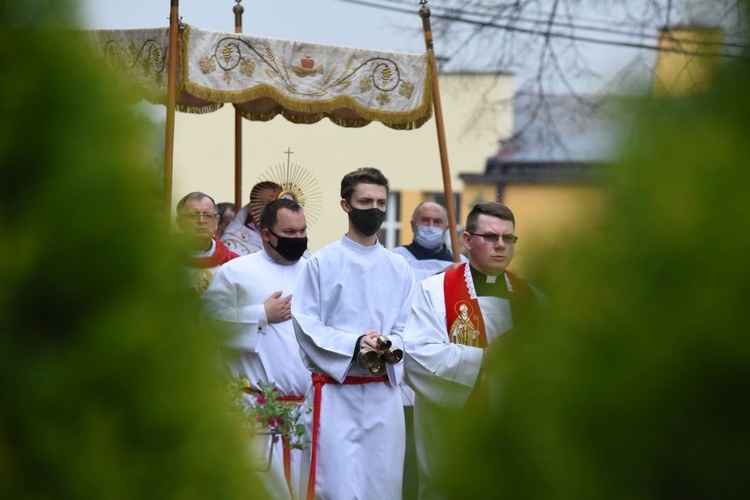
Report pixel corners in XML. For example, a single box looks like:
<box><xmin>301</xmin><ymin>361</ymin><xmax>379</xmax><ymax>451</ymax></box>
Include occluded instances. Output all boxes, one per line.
<box><xmin>78</xmin><ymin>0</ymin><xmax>663</xmax><ymax>94</ymax></box>
<box><xmin>78</xmin><ymin>0</ymin><xmax>426</xmax><ymax>54</ymax></box>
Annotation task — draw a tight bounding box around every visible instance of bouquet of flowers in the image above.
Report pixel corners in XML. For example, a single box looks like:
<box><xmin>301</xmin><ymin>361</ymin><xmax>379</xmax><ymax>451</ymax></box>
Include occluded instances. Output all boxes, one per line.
<box><xmin>228</xmin><ymin>375</ymin><xmax>309</xmax><ymax>450</ymax></box>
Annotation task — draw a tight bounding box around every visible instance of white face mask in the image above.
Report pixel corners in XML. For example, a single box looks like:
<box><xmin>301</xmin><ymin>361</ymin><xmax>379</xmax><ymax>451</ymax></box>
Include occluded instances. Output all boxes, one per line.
<box><xmin>414</xmin><ymin>225</ymin><xmax>446</xmax><ymax>249</ymax></box>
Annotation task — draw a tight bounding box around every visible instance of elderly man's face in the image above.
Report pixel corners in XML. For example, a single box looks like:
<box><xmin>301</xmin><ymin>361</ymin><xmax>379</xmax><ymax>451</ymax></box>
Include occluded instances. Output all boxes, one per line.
<box><xmin>413</xmin><ymin>202</ymin><xmax>448</xmax><ymax>230</ymax></box>
<box><xmin>176</xmin><ymin>197</ymin><xmax>218</xmax><ymax>247</ymax></box>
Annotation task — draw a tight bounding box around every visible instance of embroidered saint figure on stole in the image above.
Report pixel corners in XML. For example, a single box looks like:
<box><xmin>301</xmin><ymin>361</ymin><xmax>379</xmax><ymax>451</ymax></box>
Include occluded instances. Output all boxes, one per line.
<box><xmin>449</xmin><ymin>302</ymin><xmax>480</xmax><ymax>346</ymax></box>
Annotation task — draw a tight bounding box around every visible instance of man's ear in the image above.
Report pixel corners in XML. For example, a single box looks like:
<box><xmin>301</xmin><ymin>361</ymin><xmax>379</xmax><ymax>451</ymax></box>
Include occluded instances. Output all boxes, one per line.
<box><xmin>261</xmin><ymin>228</ymin><xmax>271</xmax><ymax>243</ymax></box>
<box><xmin>462</xmin><ymin>231</ymin><xmax>472</xmax><ymax>250</ymax></box>
<box><xmin>340</xmin><ymin>199</ymin><xmax>350</xmax><ymax>213</ymax></box>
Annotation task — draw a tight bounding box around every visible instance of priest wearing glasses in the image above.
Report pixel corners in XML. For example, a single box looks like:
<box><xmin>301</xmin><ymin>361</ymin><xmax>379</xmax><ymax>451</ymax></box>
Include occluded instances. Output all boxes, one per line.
<box><xmin>403</xmin><ymin>201</ymin><xmax>543</xmax><ymax>500</ymax></box>
<box><xmin>175</xmin><ymin>191</ymin><xmax>239</xmax><ymax>296</ymax></box>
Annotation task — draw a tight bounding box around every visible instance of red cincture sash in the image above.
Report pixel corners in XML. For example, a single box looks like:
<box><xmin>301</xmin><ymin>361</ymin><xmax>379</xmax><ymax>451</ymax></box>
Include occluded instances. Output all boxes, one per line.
<box><xmin>443</xmin><ymin>263</ymin><xmax>487</xmax><ymax>348</ymax></box>
<box><xmin>306</xmin><ymin>374</ymin><xmax>387</xmax><ymax>500</ymax></box>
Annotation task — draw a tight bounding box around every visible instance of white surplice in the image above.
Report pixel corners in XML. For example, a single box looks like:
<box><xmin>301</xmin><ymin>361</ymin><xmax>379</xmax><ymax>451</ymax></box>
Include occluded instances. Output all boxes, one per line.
<box><xmin>390</xmin><ymin>245</ymin><xmax>467</xmax><ymax>405</ymax></box>
<box><xmin>402</xmin><ymin>267</ymin><xmax>513</xmax><ymax>500</ymax></box>
<box><xmin>391</xmin><ymin>245</ymin><xmax>467</xmax><ymax>282</ymax></box>
<box><xmin>292</xmin><ymin>235</ymin><xmax>417</xmax><ymax>500</ymax></box>
<box><xmin>220</xmin><ymin>205</ymin><xmax>263</xmax><ymax>256</ymax></box>
<box><xmin>202</xmin><ymin>249</ymin><xmax>310</xmax><ymax>500</ymax></box>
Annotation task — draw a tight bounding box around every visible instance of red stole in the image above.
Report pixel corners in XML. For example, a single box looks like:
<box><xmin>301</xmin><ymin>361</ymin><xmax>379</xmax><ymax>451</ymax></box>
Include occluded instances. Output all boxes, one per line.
<box><xmin>184</xmin><ymin>237</ymin><xmax>239</xmax><ymax>268</ymax></box>
<box><xmin>445</xmin><ymin>264</ymin><xmax>538</xmax><ymax>411</ymax></box>
<box><xmin>443</xmin><ymin>263</ymin><xmax>487</xmax><ymax>347</ymax></box>
<box><xmin>443</xmin><ymin>263</ymin><xmax>538</xmax><ymax>344</ymax></box>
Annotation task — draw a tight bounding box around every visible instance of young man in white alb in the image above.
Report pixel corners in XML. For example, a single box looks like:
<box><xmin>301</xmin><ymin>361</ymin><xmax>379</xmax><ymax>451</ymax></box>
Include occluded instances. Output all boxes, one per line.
<box><xmin>292</xmin><ymin>167</ymin><xmax>417</xmax><ymax>500</ymax></box>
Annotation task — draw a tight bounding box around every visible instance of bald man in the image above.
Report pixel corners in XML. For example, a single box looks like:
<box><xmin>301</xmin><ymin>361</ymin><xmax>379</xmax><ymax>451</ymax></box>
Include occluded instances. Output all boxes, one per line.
<box><xmin>392</xmin><ymin>201</ymin><xmax>466</xmax><ymax>282</ymax></box>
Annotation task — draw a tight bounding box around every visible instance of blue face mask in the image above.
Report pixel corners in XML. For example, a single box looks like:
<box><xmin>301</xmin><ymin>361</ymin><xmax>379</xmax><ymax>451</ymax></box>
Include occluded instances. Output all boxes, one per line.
<box><xmin>414</xmin><ymin>225</ymin><xmax>445</xmax><ymax>250</ymax></box>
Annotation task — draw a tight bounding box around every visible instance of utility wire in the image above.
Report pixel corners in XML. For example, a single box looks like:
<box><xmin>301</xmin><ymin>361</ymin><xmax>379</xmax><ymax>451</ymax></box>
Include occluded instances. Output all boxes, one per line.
<box><xmin>337</xmin><ymin>0</ymin><xmax>749</xmax><ymax>56</ymax></box>
<box><xmin>373</xmin><ymin>0</ymin><xmax>750</xmax><ymax>40</ymax></box>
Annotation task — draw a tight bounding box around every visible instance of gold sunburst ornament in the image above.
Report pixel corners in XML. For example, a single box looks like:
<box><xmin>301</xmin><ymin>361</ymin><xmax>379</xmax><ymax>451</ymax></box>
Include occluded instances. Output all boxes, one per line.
<box><xmin>251</xmin><ymin>148</ymin><xmax>322</xmax><ymax>226</ymax></box>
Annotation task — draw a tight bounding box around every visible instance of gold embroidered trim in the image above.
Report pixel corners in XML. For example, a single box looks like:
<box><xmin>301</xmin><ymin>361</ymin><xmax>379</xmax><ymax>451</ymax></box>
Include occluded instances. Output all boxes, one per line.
<box><xmin>180</xmin><ymin>25</ymin><xmax>434</xmax><ymax>130</ymax></box>
<box><xmin>89</xmin><ymin>26</ymin><xmax>434</xmax><ymax>129</ymax></box>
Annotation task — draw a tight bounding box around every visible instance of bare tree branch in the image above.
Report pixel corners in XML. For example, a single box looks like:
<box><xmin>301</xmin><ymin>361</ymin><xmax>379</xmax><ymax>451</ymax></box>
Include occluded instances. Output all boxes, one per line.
<box><xmin>338</xmin><ymin>0</ymin><xmax>748</xmax><ymax>158</ymax></box>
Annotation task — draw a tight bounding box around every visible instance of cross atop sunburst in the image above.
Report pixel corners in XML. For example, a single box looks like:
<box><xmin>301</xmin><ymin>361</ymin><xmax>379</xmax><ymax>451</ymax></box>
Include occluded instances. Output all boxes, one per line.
<box><xmin>250</xmin><ymin>148</ymin><xmax>322</xmax><ymax>227</ymax></box>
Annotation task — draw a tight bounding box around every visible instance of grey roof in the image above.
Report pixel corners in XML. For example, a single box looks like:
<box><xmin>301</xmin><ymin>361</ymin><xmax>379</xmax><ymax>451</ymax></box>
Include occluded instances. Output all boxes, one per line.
<box><xmin>494</xmin><ymin>93</ymin><xmax>621</xmax><ymax>164</ymax></box>
<box><xmin>459</xmin><ymin>93</ymin><xmax>627</xmax><ymax>185</ymax></box>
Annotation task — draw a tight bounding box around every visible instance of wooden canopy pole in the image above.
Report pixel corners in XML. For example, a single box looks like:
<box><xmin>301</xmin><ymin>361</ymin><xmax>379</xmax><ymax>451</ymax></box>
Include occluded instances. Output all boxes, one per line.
<box><xmin>419</xmin><ymin>0</ymin><xmax>461</xmax><ymax>263</ymax></box>
<box><xmin>233</xmin><ymin>0</ymin><xmax>244</xmax><ymax>211</ymax></box>
<box><xmin>164</xmin><ymin>0</ymin><xmax>179</xmax><ymax>214</ymax></box>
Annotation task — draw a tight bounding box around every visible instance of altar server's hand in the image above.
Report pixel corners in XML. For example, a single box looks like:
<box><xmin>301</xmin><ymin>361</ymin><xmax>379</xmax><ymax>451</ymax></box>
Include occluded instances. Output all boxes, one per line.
<box><xmin>360</xmin><ymin>330</ymin><xmax>386</xmax><ymax>355</ymax></box>
<box><xmin>264</xmin><ymin>291</ymin><xmax>293</xmax><ymax>324</ymax></box>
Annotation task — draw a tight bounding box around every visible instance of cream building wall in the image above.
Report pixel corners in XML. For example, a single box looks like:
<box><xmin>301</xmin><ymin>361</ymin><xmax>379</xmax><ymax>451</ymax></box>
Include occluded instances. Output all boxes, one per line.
<box><xmin>502</xmin><ymin>184</ymin><xmax>610</xmax><ymax>275</ymax></box>
<box><xmin>171</xmin><ymin>72</ymin><xmax>514</xmax><ymax>252</ymax></box>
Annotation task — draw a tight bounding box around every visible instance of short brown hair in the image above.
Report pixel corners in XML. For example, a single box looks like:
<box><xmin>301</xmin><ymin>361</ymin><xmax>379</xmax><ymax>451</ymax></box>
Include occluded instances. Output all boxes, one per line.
<box><xmin>340</xmin><ymin>167</ymin><xmax>389</xmax><ymax>202</ymax></box>
<box><xmin>176</xmin><ymin>192</ymin><xmax>216</xmax><ymax>214</ymax></box>
<box><xmin>465</xmin><ymin>202</ymin><xmax>515</xmax><ymax>232</ymax></box>
<box><xmin>259</xmin><ymin>198</ymin><xmax>303</xmax><ymax>231</ymax></box>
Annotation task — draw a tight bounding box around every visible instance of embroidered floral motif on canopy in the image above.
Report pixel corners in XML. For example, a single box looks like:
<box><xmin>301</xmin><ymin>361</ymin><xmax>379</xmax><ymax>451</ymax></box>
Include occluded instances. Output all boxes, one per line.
<box><xmin>88</xmin><ymin>25</ymin><xmax>433</xmax><ymax>130</ymax></box>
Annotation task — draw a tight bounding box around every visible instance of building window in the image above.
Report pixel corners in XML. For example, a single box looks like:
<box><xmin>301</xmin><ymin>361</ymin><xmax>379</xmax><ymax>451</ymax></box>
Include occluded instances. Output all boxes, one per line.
<box><xmin>429</xmin><ymin>192</ymin><xmax>461</xmax><ymax>224</ymax></box>
<box><xmin>428</xmin><ymin>192</ymin><xmax>464</xmax><ymax>253</ymax></box>
<box><xmin>377</xmin><ymin>191</ymin><xmax>401</xmax><ymax>249</ymax></box>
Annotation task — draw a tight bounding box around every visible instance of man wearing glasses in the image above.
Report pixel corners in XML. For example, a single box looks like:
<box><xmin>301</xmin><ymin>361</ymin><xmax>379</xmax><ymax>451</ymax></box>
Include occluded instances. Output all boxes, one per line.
<box><xmin>402</xmin><ymin>201</ymin><xmax>542</xmax><ymax>499</ymax></box>
<box><xmin>175</xmin><ymin>192</ymin><xmax>238</xmax><ymax>296</ymax></box>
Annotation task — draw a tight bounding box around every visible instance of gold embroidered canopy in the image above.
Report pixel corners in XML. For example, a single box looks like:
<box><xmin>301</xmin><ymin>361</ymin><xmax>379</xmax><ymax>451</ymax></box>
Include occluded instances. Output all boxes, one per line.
<box><xmin>85</xmin><ymin>1</ymin><xmax>460</xmax><ymax>262</ymax></box>
<box><xmin>88</xmin><ymin>25</ymin><xmax>434</xmax><ymax>130</ymax></box>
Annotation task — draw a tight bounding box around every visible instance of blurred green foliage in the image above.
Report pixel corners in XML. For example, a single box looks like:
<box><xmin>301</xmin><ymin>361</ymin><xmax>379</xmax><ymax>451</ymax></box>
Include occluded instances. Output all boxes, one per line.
<box><xmin>436</xmin><ymin>3</ymin><xmax>750</xmax><ymax>499</ymax></box>
<box><xmin>0</xmin><ymin>1</ymin><xmax>263</xmax><ymax>498</ymax></box>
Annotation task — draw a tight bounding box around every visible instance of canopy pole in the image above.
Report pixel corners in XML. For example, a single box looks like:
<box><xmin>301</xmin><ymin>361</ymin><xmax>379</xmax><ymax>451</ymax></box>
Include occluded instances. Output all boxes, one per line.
<box><xmin>419</xmin><ymin>1</ymin><xmax>461</xmax><ymax>263</ymax></box>
<box><xmin>164</xmin><ymin>0</ymin><xmax>179</xmax><ymax>214</ymax></box>
<box><xmin>233</xmin><ymin>0</ymin><xmax>244</xmax><ymax>212</ymax></box>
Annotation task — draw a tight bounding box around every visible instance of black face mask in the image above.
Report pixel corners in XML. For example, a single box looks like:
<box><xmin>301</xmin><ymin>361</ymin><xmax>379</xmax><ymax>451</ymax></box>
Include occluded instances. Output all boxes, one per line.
<box><xmin>348</xmin><ymin>206</ymin><xmax>386</xmax><ymax>237</ymax></box>
<box><xmin>269</xmin><ymin>230</ymin><xmax>308</xmax><ymax>261</ymax></box>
